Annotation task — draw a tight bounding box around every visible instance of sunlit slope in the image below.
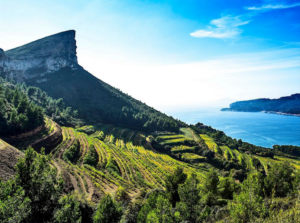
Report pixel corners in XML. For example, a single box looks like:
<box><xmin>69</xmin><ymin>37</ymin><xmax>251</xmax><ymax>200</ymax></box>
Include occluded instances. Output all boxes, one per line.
<box><xmin>200</xmin><ymin>134</ymin><xmax>221</xmax><ymax>154</ymax></box>
<box><xmin>48</xmin><ymin>125</ymin><xmax>206</xmax><ymax>202</ymax></box>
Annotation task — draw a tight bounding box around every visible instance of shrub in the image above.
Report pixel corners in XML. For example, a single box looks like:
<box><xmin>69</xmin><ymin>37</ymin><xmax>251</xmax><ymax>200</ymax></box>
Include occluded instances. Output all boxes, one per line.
<box><xmin>94</xmin><ymin>194</ymin><xmax>122</xmax><ymax>223</ymax></box>
<box><xmin>83</xmin><ymin>144</ymin><xmax>99</xmax><ymax>167</ymax></box>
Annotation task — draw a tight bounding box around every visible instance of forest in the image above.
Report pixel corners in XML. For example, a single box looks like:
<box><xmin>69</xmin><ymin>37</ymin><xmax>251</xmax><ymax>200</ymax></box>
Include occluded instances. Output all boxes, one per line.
<box><xmin>0</xmin><ymin>77</ymin><xmax>80</xmax><ymax>136</ymax></box>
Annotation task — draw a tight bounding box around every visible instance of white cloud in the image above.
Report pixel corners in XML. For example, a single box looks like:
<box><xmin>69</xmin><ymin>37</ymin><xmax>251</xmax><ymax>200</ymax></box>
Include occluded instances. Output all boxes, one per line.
<box><xmin>246</xmin><ymin>2</ymin><xmax>300</xmax><ymax>10</ymax></box>
<box><xmin>190</xmin><ymin>15</ymin><xmax>250</xmax><ymax>39</ymax></box>
<box><xmin>191</xmin><ymin>1</ymin><xmax>300</xmax><ymax>39</ymax></box>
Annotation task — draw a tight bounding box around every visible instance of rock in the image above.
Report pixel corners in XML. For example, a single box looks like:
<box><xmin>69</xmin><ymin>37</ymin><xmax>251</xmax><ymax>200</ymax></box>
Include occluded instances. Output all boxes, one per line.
<box><xmin>0</xmin><ymin>30</ymin><xmax>78</xmax><ymax>82</ymax></box>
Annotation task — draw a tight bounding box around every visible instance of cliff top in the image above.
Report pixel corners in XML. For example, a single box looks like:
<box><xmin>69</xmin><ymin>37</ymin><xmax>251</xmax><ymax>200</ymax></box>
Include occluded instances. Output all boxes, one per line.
<box><xmin>5</xmin><ymin>30</ymin><xmax>77</xmax><ymax>62</ymax></box>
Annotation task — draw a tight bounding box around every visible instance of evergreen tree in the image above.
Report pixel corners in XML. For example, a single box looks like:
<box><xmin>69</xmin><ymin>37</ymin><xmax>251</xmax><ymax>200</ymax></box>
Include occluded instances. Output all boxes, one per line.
<box><xmin>229</xmin><ymin>174</ymin><xmax>266</xmax><ymax>223</ymax></box>
<box><xmin>176</xmin><ymin>173</ymin><xmax>202</xmax><ymax>223</ymax></box>
<box><xmin>54</xmin><ymin>194</ymin><xmax>82</xmax><ymax>223</ymax></box>
<box><xmin>165</xmin><ymin>167</ymin><xmax>187</xmax><ymax>207</ymax></box>
<box><xmin>15</xmin><ymin>148</ymin><xmax>64</xmax><ymax>222</ymax></box>
<box><xmin>94</xmin><ymin>194</ymin><xmax>122</xmax><ymax>223</ymax></box>
<box><xmin>0</xmin><ymin>179</ymin><xmax>30</xmax><ymax>223</ymax></box>
<box><xmin>264</xmin><ymin>161</ymin><xmax>295</xmax><ymax>197</ymax></box>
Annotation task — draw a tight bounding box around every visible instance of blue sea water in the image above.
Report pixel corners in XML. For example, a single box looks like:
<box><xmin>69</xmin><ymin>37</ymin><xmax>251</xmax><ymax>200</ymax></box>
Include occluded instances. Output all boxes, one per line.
<box><xmin>170</xmin><ymin>110</ymin><xmax>300</xmax><ymax>148</ymax></box>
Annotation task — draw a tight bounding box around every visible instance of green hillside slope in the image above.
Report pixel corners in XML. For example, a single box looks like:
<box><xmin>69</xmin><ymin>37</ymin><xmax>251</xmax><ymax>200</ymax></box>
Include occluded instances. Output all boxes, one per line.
<box><xmin>3</xmin><ymin>31</ymin><xmax>183</xmax><ymax>132</ymax></box>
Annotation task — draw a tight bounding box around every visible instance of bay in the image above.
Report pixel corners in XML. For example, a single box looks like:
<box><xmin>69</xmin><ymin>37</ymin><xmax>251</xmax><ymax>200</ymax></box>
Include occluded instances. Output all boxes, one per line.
<box><xmin>170</xmin><ymin>110</ymin><xmax>300</xmax><ymax>148</ymax></box>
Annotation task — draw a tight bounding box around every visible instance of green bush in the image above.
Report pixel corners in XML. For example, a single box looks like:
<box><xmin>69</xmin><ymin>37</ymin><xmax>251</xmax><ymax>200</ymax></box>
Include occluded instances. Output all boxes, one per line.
<box><xmin>94</xmin><ymin>194</ymin><xmax>122</xmax><ymax>223</ymax></box>
<box><xmin>63</xmin><ymin>139</ymin><xmax>80</xmax><ymax>163</ymax></box>
<box><xmin>83</xmin><ymin>144</ymin><xmax>98</xmax><ymax>167</ymax></box>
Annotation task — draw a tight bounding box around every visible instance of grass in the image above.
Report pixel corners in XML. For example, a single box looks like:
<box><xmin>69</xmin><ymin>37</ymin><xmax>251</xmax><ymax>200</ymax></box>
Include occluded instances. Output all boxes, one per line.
<box><xmin>180</xmin><ymin>127</ymin><xmax>201</xmax><ymax>141</ymax></box>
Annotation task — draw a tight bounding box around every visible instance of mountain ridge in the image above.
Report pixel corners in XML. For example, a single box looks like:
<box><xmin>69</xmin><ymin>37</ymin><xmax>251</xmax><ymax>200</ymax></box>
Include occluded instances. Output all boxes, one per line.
<box><xmin>0</xmin><ymin>30</ymin><xmax>183</xmax><ymax>131</ymax></box>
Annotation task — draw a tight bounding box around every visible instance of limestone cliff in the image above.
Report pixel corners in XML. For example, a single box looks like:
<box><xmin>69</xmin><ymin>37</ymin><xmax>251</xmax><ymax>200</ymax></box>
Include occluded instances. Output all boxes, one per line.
<box><xmin>0</xmin><ymin>30</ymin><xmax>78</xmax><ymax>83</ymax></box>
<box><xmin>0</xmin><ymin>30</ymin><xmax>181</xmax><ymax>131</ymax></box>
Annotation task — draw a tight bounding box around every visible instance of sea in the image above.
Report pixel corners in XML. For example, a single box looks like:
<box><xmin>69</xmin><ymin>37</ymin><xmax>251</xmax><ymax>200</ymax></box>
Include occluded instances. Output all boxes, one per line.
<box><xmin>170</xmin><ymin>110</ymin><xmax>300</xmax><ymax>148</ymax></box>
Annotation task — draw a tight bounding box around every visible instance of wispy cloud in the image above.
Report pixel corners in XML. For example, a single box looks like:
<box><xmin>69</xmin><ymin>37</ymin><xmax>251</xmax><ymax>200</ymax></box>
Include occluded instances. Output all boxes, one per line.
<box><xmin>246</xmin><ymin>2</ymin><xmax>300</xmax><ymax>11</ymax></box>
<box><xmin>191</xmin><ymin>1</ymin><xmax>300</xmax><ymax>39</ymax></box>
<box><xmin>190</xmin><ymin>15</ymin><xmax>250</xmax><ymax>39</ymax></box>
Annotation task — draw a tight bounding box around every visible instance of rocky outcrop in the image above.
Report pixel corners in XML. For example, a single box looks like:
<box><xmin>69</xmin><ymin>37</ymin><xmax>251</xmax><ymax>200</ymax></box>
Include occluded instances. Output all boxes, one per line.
<box><xmin>0</xmin><ymin>30</ymin><xmax>78</xmax><ymax>83</ymax></box>
<box><xmin>221</xmin><ymin>94</ymin><xmax>300</xmax><ymax>115</ymax></box>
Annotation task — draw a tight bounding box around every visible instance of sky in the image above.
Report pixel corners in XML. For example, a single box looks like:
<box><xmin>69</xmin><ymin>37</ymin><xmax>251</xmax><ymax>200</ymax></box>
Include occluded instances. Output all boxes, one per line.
<box><xmin>0</xmin><ymin>0</ymin><xmax>300</xmax><ymax>113</ymax></box>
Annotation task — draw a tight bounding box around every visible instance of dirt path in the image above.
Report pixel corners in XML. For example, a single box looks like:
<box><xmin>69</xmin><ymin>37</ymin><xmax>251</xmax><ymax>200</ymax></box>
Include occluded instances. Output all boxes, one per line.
<box><xmin>128</xmin><ymin>131</ymin><xmax>135</xmax><ymax>142</ymax></box>
<box><xmin>74</xmin><ymin>171</ymin><xmax>87</xmax><ymax>194</ymax></box>
<box><xmin>53</xmin><ymin>160</ymin><xmax>63</xmax><ymax>175</ymax></box>
<box><xmin>188</xmin><ymin>128</ymin><xmax>198</xmax><ymax>141</ymax></box>
<box><xmin>83</xmin><ymin>173</ymin><xmax>95</xmax><ymax>200</ymax></box>
<box><xmin>108</xmin><ymin>127</ymin><xmax>115</xmax><ymax>136</ymax></box>
<box><xmin>188</xmin><ymin>128</ymin><xmax>203</xmax><ymax>147</ymax></box>
<box><xmin>68</xmin><ymin>173</ymin><xmax>80</xmax><ymax>191</ymax></box>
<box><xmin>119</xmin><ymin>129</ymin><xmax>126</xmax><ymax>139</ymax></box>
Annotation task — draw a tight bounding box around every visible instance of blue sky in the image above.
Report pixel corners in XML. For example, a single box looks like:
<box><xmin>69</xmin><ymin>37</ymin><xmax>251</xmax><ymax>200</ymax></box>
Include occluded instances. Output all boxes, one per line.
<box><xmin>0</xmin><ymin>0</ymin><xmax>299</xmax><ymax>112</ymax></box>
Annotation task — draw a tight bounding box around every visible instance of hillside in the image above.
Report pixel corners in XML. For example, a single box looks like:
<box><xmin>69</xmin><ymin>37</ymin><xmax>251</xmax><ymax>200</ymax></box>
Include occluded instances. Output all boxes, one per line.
<box><xmin>0</xmin><ymin>30</ymin><xmax>299</xmax><ymax>223</ymax></box>
<box><xmin>0</xmin><ymin>30</ymin><xmax>182</xmax><ymax>132</ymax></box>
<box><xmin>221</xmin><ymin>94</ymin><xmax>300</xmax><ymax>116</ymax></box>
<box><xmin>1</xmin><ymin>118</ymin><xmax>300</xmax><ymax>222</ymax></box>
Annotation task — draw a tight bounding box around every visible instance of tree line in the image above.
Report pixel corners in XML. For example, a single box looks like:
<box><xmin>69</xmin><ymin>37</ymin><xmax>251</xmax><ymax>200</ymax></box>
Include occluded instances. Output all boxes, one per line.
<box><xmin>0</xmin><ymin>78</ymin><xmax>80</xmax><ymax>136</ymax></box>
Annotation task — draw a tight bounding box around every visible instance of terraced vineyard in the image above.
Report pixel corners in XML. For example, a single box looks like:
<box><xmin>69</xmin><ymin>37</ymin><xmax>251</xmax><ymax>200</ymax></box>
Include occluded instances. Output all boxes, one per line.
<box><xmin>182</xmin><ymin>153</ymin><xmax>206</xmax><ymax>162</ymax></box>
<box><xmin>220</xmin><ymin>146</ymin><xmax>235</xmax><ymax>160</ymax></box>
<box><xmin>157</xmin><ymin>135</ymin><xmax>185</xmax><ymax>140</ymax></box>
<box><xmin>233</xmin><ymin>149</ymin><xmax>244</xmax><ymax>164</ymax></box>
<box><xmin>3</xmin><ymin>119</ymin><xmax>300</xmax><ymax>206</ymax></box>
<box><xmin>3</xmin><ymin>118</ymin><xmax>62</xmax><ymax>152</ymax></box>
<box><xmin>43</xmin><ymin>124</ymin><xmax>208</xmax><ymax>201</ymax></box>
<box><xmin>242</xmin><ymin>152</ymin><xmax>254</xmax><ymax>171</ymax></box>
<box><xmin>161</xmin><ymin>138</ymin><xmax>187</xmax><ymax>145</ymax></box>
<box><xmin>200</xmin><ymin>134</ymin><xmax>220</xmax><ymax>154</ymax></box>
<box><xmin>171</xmin><ymin>145</ymin><xmax>195</xmax><ymax>154</ymax></box>
<box><xmin>275</xmin><ymin>156</ymin><xmax>300</xmax><ymax>169</ymax></box>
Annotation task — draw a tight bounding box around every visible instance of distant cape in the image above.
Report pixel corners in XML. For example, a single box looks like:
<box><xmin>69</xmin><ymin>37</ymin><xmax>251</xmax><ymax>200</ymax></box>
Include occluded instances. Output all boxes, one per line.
<box><xmin>221</xmin><ymin>94</ymin><xmax>300</xmax><ymax>117</ymax></box>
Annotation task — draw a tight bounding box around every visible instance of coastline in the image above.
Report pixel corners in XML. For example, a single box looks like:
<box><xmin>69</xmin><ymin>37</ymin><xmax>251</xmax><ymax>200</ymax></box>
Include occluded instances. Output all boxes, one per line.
<box><xmin>220</xmin><ymin>109</ymin><xmax>300</xmax><ymax>117</ymax></box>
<box><xmin>261</xmin><ymin>111</ymin><xmax>300</xmax><ymax>117</ymax></box>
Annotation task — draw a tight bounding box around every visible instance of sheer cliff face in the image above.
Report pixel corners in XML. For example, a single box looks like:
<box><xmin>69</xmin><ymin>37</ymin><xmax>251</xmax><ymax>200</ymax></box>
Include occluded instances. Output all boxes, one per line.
<box><xmin>0</xmin><ymin>30</ymin><xmax>78</xmax><ymax>83</ymax></box>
